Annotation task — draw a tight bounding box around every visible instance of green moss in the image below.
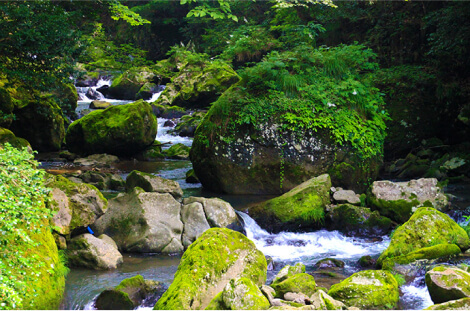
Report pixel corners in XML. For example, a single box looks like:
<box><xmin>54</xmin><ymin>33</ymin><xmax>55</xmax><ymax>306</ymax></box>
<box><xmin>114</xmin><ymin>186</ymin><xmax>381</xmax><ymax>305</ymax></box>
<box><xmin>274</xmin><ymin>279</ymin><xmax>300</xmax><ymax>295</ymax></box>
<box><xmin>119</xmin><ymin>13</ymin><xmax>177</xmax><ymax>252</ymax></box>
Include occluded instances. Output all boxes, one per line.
<box><xmin>0</xmin><ymin>127</ymin><xmax>31</xmax><ymax>151</ymax></box>
<box><xmin>116</xmin><ymin>275</ymin><xmax>145</xmax><ymax>291</ymax></box>
<box><xmin>206</xmin><ymin>292</ymin><xmax>227</xmax><ymax>310</ymax></box>
<box><xmin>154</xmin><ymin>228</ymin><xmax>267</xmax><ymax>310</ymax></box>
<box><xmin>368</xmin><ymin>195</ymin><xmax>420</xmax><ymax>224</ymax></box>
<box><xmin>163</xmin><ymin>143</ymin><xmax>190</xmax><ymax>159</ymax></box>
<box><xmin>328</xmin><ymin>270</ymin><xmax>399</xmax><ymax>310</ymax></box>
<box><xmin>222</xmin><ymin>277</ymin><xmax>270</xmax><ymax>310</ymax></box>
<box><xmin>377</xmin><ymin>207</ymin><xmax>470</xmax><ymax>267</ymax></box>
<box><xmin>425</xmin><ymin>298</ymin><xmax>470</xmax><ymax>310</ymax></box>
<box><xmin>271</xmin><ymin>273</ymin><xmax>317</xmax><ymax>298</ymax></box>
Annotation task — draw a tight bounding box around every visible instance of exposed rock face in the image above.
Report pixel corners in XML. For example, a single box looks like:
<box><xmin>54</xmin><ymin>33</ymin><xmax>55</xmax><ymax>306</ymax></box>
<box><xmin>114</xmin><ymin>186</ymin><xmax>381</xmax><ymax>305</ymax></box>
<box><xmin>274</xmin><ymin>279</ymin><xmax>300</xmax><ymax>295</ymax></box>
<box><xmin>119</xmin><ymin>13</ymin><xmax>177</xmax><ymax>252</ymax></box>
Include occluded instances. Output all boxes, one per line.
<box><xmin>328</xmin><ymin>270</ymin><xmax>399</xmax><ymax>309</ymax></box>
<box><xmin>66</xmin><ymin>100</ymin><xmax>158</xmax><ymax>156</ymax></box>
<box><xmin>10</xmin><ymin>95</ymin><xmax>65</xmax><ymax>151</ymax></box>
<box><xmin>156</xmin><ymin>60</ymin><xmax>240</xmax><ymax>109</ymax></box>
<box><xmin>126</xmin><ymin>170</ymin><xmax>183</xmax><ymax>200</ymax></box>
<box><xmin>332</xmin><ymin>189</ymin><xmax>360</xmax><ymax>205</ymax></box>
<box><xmin>67</xmin><ymin>233</ymin><xmax>123</xmax><ymax>270</ymax></box>
<box><xmin>93</xmin><ymin>188</ymin><xmax>184</xmax><ymax>253</ymax></box>
<box><xmin>95</xmin><ymin>275</ymin><xmax>164</xmax><ymax>310</ymax></box>
<box><xmin>154</xmin><ymin>228</ymin><xmax>267</xmax><ymax>310</ymax></box>
<box><xmin>180</xmin><ymin>202</ymin><xmax>211</xmax><ymax>248</ymax></box>
<box><xmin>425</xmin><ymin>266</ymin><xmax>470</xmax><ymax>304</ymax></box>
<box><xmin>248</xmin><ymin>174</ymin><xmax>331</xmax><ymax>233</ymax></box>
<box><xmin>183</xmin><ymin>197</ymin><xmax>240</xmax><ymax>229</ymax></box>
<box><xmin>327</xmin><ymin>204</ymin><xmax>392</xmax><ymax>236</ymax></box>
<box><xmin>368</xmin><ymin>178</ymin><xmax>449</xmax><ymax>223</ymax></box>
<box><xmin>45</xmin><ymin>174</ymin><xmax>108</xmax><ymax>237</ymax></box>
<box><xmin>377</xmin><ymin>207</ymin><xmax>469</xmax><ymax>269</ymax></box>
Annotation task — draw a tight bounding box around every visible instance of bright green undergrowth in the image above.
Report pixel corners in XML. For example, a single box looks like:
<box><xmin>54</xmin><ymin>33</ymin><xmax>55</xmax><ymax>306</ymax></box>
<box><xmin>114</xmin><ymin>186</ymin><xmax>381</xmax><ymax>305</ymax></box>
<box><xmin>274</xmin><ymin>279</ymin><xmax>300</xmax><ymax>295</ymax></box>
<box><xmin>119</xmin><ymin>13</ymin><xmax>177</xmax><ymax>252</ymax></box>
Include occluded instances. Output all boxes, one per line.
<box><xmin>0</xmin><ymin>144</ymin><xmax>65</xmax><ymax>310</ymax></box>
<box><xmin>201</xmin><ymin>43</ymin><xmax>389</xmax><ymax>161</ymax></box>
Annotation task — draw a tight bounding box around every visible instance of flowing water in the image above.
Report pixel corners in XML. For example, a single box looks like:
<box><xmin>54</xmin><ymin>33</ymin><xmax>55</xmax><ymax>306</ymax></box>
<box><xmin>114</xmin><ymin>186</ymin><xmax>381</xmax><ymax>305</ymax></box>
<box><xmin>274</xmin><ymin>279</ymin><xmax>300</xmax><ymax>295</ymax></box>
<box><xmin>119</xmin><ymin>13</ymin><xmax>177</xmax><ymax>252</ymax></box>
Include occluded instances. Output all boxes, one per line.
<box><xmin>57</xmin><ymin>82</ymin><xmax>470</xmax><ymax>309</ymax></box>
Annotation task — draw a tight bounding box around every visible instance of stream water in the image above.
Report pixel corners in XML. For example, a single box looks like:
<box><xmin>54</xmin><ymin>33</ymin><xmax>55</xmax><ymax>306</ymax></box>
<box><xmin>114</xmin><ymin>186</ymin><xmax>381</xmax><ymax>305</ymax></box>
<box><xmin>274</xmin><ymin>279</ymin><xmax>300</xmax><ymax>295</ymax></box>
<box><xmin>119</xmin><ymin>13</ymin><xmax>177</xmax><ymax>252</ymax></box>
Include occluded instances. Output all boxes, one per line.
<box><xmin>55</xmin><ymin>81</ymin><xmax>470</xmax><ymax>309</ymax></box>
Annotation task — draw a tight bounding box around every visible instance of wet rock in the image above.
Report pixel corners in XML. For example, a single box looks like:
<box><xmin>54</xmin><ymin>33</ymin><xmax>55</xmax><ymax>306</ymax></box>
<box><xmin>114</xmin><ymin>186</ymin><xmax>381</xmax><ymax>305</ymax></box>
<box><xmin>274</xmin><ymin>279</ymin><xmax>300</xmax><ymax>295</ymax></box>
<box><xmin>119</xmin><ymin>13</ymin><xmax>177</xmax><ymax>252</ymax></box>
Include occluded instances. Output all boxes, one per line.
<box><xmin>332</xmin><ymin>190</ymin><xmax>360</xmax><ymax>205</ymax></box>
<box><xmin>86</xmin><ymin>88</ymin><xmax>103</xmax><ymax>100</ymax></box>
<box><xmin>377</xmin><ymin>207</ymin><xmax>469</xmax><ymax>269</ymax></box>
<box><xmin>272</xmin><ymin>263</ymin><xmax>306</xmax><ymax>284</ymax></box>
<box><xmin>95</xmin><ymin>275</ymin><xmax>164</xmax><ymax>310</ymax></box>
<box><xmin>171</xmin><ymin>111</ymin><xmax>206</xmax><ymax>137</ymax></box>
<box><xmin>108</xmin><ymin>67</ymin><xmax>156</xmax><ymax>100</ymax></box>
<box><xmin>310</xmin><ymin>290</ymin><xmax>346</xmax><ymax>310</ymax></box>
<box><xmin>45</xmin><ymin>174</ymin><xmax>108</xmax><ymax>237</ymax></box>
<box><xmin>126</xmin><ymin>170</ymin><xmax>183</xmax><ymax>200</ymax></box>
<box><xmin>425</xmin><ymin>266</ymin><xmax>470</xmax><ymax>304</ymax></box>
<box><xmin>74</xmin><ymin>153</ymin><xmax>120</xmax><ymax>167</ymax></box>
<box><xmin>425</xmin><ymin>297</ymin><xmax>470</xmax><ymax>310</ymax></box>
<box><xmin>249</xmin><ymin>174</ymin><xmax>331</xmax><ymax>233</ymax></box>
<box><xmin>154</xmin><ymin>228</ymin><xmax>267</xmax><ymax>310</ymax></box>
<box><xmin>90</xmin><ymin>100</ymin><xmax>111</xmax><ymax>109</ymax></box>
<box><xmin>94</xmin><ymin>188</ymin><xmax>184</xmax><ymax>253</ymax></box>
<box><xmin>358</xmin><ymin>256</ymin><xmax>376</xmax><ymax>268</ymax></box>
<box><xmin>271</xmin><ymin>273</ymin><xmax>317</xmax><ymax>298</ymax></box>
<box><xmin>78</xmin><ymin>171</ymin><xmax>125</xmax><ymax>191</ymax></box>
<box><xmin>137</xmin><ymin>142</ymin><xmax>165</xmax><ymax>161</ymax></box>
<box><xmin>66</xmin><ymin>100</ymin><xmax>158</xmax><ymax>156</ymax></box>
<box><xmin>59</xmin><ymin>150</ymin><xmax>79</xmax><ymax>161</ymax></box>
<box><xmin>163</xmin><ymin>143</ymin><xmax>190</xmax><ymax>160</ymax></box>
<box><xmin>266</xmin><ymin>256</ymin><xmax>275</xmax><ymax>271</ymax></box>
<box><xmin>328</xmin><ymin>270</ymin><xmax>399</xmax><ymax>309</ymax></box>
<box><xmin>67</xmin><ymin>233</ymin><xmax>123</xmax><ymax>270</ymax></box>
<box><xmin>367</xmin><ymin>178</ymin><xmax>449</xmax><ymax>223</ymax></box>
<box><xmin>183</xmin><ymin>197</ymin><xmax>240</xmax><ymax>229</ymax></box>
<box><xmin>327</xmin><ymin>204</ymin><xmax>392</xmax><ymax>236</ymax></box>
<box><xmin>314</xmin><ymin>258</ymin><xmax>345</xmax><ymax>270</ymax></box>
<box><xmin>185</xmin><ymin>168</ymin><xmax>200</xmax><ymax>183</ymax></box>
<box><xmin>163</xmin><ymin>120</ymin><xmax>176</xmax><ymax>127</ymax></box>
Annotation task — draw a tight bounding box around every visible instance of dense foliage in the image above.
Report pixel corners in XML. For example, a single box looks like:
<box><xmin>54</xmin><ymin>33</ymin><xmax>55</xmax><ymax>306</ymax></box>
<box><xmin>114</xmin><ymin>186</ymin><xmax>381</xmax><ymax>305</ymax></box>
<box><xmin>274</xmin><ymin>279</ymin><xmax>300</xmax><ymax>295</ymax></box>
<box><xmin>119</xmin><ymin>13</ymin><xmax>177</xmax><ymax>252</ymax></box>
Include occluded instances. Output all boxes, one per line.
<box><xmin>0</xmin><ymin>144</ymin><xmax>60</xmax><ymax>309</ymax></box>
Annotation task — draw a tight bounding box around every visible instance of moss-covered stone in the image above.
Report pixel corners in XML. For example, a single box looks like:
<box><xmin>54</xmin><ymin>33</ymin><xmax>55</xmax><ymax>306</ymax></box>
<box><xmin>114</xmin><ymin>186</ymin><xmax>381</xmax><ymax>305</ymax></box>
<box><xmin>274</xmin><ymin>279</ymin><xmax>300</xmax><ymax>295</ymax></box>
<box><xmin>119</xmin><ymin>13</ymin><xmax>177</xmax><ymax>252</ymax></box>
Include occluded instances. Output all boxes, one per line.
<box><xmin>90</xmin><ymin>100</ymin><xmax>112</xmax><ymax>109</ymax></box>
<box><xmin>249</xmin><ymin>174</ymin><xmax>331</xmax><ymax>233</ymax></box>
<box><xmin>126</xmin><ymin>170</ymin><xmax>183</xmax><ymax>200</ymax></box>
<box><xmin>425</xmin><ymin>297</ymin><xmax>470</xmax><ymax>310</ymax></box>
<box><xmin>171</xmin><ymin>111</ymin><xmax>206</xmax><ymax>137</ymax></box>
<box><xmin>216</xmin><ymin>277</ymin><xmax>270</xmax><ymax>310</ymax></box>
<box><xmin>65</xmin><ymin>100</ymin><xmax>158</xmax><ymax>156</ymax></box>
<box><xmin>272</xmin><ymin>263</ymin><xmax>306</xmax><ymax>284</ymax></box>
<box><xmin>381</xmin><ymin>244</ymin><xmax>462</xmax><ymax>271</ymax></box>
<box><xmin>10</xmin><ymin>94</ymin><xmax>65</xmax><ymax>151</ymax></box>
<box><xmin>425</xmin><ymin>266</ymin><xmax>470</xmax><ymax>304</ymax></box>
<box><xmin>327</xmin><ymin>270</ymin><xmax>399</xmax><ymax>309</ymax></box>
<box><xmin>271</xmin><ymin>273</ymin><xmax>317</xmax><ymax>298</ymax></box>
<box><xmin>154</xmin><ymin>228</ymin><xmax>267</xmax><ymax>310</ymax></box>
<box><xmin>156</xmin><ymin>59</ymin><xmax>240</xmax><ymax>109</ymax></box>
<box><xmin>327</xmin><ymin>204</ymin><xmax>392</xmax><ymax>236</ymax></box>
<box><xmin>0</xmin><ymin>127</ymin><xmax>31</xmax><ymax>152</ymax></box>
<box><xmin>108</xmin><ymin>67</ymin><xmax>157</xmax><ymax>100</ymax></box>
<box><xmin>163</xmin><ymin>143</ymin><xmax>190</xmax><ymax>160</ymax></box>
<box><xmin>377</xmin><ymin>207</ymin><xmax>469</xmax><ymax>268</ymax></box>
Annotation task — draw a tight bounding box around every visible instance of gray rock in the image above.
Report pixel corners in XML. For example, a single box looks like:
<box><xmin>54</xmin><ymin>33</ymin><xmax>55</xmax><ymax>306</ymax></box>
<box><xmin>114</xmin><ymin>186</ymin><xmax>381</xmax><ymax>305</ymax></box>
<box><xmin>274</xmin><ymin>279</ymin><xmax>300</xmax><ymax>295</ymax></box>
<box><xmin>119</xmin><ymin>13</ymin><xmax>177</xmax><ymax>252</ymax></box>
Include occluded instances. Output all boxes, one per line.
<box><xmin>425</xmin><ymin>298</ymin><xmax>470</xmax><ymax>310</ymax></box>
<box><xmin>284</xmin><ymin>292</ymin><xmax>309</xmax><ymax>304</ymax></box>
<box><xmin>261</xmin><ymin>285</ymin><xmax>276</xmax><ymax>304</ymax></box>
<box><xmin>94</xmin><ymin>188</ymin><xmax>184</xmax><ymax>253</ymax></box>
<box><xmin>181</xmin><ymin>202</ymin><xmax>211</xmax><ymax>248</ymax></box>
<box><xmin>126</xmin><ymin>170</ymin><xmax>183</xmax><ymax>200</ymax></box>
<box><xmin>333</xmin><ymin>190</ymin><xmax>361</xmax><ymax>205</ymax></box>
<box><xmin>74</xmin><ymin>153</ymin><xmax>120</xmax><ymax>167</ymax></box>
<box><xmin>310</xmin><ymin>290</ymin><xmax>346</xmax><ymax>310</ymax></box>
<box><xmin>426</xmin><ymin>266</ymin><xmax>470</xmax><ymax>304</ymax></box>
<box><xmin>183</xmin><ymin>197</ymin><xmax>239</xmax><ymax>228</ymax></box>
<box><xmin>79</xmin><ymin>171</ymin><xmax>125</xmax><ymax>191</ymax></box>
<box><xmin>67</xmin><ymin>233</ymin><xmax>123</xmax><ymax>270</ymax></box>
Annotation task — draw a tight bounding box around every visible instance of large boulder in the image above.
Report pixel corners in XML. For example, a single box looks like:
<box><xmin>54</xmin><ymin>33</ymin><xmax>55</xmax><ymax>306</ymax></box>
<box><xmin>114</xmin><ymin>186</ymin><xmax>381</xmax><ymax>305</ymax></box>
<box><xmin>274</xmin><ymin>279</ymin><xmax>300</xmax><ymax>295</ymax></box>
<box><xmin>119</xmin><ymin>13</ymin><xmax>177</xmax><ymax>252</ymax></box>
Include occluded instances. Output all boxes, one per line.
<box><xmin>180</xmin><ymin>201</ymin><xmax>211</xmax><ymax>248</ymax></box>
<box><xmin>154</xmin><ymin>228</ymin><xmax>267</xmax><ymax>310</ymax></box>
<box><xmin>93</xmin><ymin>188</ymin><xmax>184</xmax><ymax>253</ymax></box>
<box><xmin>67</xmin><ymin>233</ymin><xmax>123</xmax><ymax>270</ymax></box>
<box><xmin>0</xmin><ymin>127</ymin><xmax>31</xmax><ymax>152</ymax></box>
<box><xmin>206</xmin><ymin>277</ymin><xmax>270</xmax><ymax>310</ymax></box>
<box><xmin>65</xmin><ymin>100</ymin><xmax>158</xmax><ymax>156</ymax></box>
<box><xmin>377</xmin><ymin>207</ymin><xmax>469</xmax><ymax>268</ymax></box>
<box><xmin>45</xmin><ymin>174</ymin><xmax>108</xmax><ymax>237</ymax></box>
<box><xmin>425</xmin><ymin>298</ymin><xmax>470</xmax><ymax>310</ymax></box>
<box><xmin>156</xmin><ymin>59</ymin><xmax>239</xmax><ymax>109</ymax></box>
<box><xmin>425</xmin><ymin>266</ymin><xmax>470</xmax><ymax>304</ymax></box>
<box><xmin>367</xmin><ymin>178</ymin><xmax>449</xmax><ymax>223</ymax></box>
<box><xmin>95</xmin><ymin>275</ymin><xmax>163</xmax><ymax>310</ymax></box>
<box><xmin>271</xmin><ymin>273</ymin><xmax>317</xmax><ymax>299</ymax></box>
<box><xmin>272</xmin><ymin>263</ymin><xmax>306</xmax><ymax>284</ymax></box>
<box><xmin>10</xmin><ymin>95</ymin><xmax>65</xmax><ymax>151</ymax></box>
<box><xmin>108</xmin><ymin>67</ymin><xmax>157</xmax><ymax>100</ymax></box>
<box><xmin>248</xmin><ymin>174</ymin><xmax>331</xmax><ymax>233</ymax></box>
<box><xmin>182</xmin><ymin>197</ymin><xmax>240</xmax><ymax>229</ymax></box>
<box><xmin>328</xmin><ymin>270</ymin><xmax>399</xmax><ymax>309</ymax></box>
<box><xmin>126</xmin><ymin>170</ymin><xmax>183</xmax><ymax>200</ymax></box>
<box><xmin>326</xmin><ymin>204</ymin><xmax>392</xmax><ymax>236</ymax></box>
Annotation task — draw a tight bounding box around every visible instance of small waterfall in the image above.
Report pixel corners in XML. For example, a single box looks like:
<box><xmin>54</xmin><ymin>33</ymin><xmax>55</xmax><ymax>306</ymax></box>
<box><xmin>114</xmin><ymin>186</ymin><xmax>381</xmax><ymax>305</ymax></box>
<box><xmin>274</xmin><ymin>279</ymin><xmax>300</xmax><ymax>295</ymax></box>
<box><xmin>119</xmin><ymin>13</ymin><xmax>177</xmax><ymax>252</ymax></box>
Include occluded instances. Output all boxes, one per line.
<box><xmin>148</xmin><ymin>85</ymin><xmax>166</xmax><ymax>103</ymax></box>
<box><xmin>238</xmin><ymin>212</ymin><xmax>390</xmax><ymax>263</ymax></box>
<box><xmin>156</xmin><ymin>118</ymin><xmax>193</xmax><ymax>148</ymax></box>
<box><xmin>76</xmin><ymin>78</ymin><xmax>111</xmax><ymax>102</ymax></box>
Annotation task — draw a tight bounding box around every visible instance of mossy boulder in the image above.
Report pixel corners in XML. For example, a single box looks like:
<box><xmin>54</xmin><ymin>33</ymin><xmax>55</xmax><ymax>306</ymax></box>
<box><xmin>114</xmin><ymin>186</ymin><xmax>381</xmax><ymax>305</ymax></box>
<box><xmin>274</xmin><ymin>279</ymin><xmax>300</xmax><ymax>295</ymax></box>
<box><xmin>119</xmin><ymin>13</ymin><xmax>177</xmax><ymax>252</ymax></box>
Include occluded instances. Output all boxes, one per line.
<box><xmin>163</xmin><ymin>143</ymin><xmax>190</xmax><ymax>160</ymax></box>
<box><xmin>310</xmin><ymin>290</ymin><xmax>347</xmax><ymax>310</ymax></box>
<box><xmin>327</xmin><ymin>270</ymin><xmax>399</xmax><ymax>309</ymax></box>
<box><xmin>95</xmin><ymin>275</ymin><xmax>164</xmax><ymax>310</ymax></box>
<box><xmin>137</xmin><ymin>142</ymin><xmax>165</xmax><ymax>161</ymax></box>
<box><xmin>271</xmin><ymin>273</ymin><xmax>317</xmax><ymax>298</ymax></box>
<box><xmin>65</xmin><ymin>100</ymin><xmax>158</xmax><ymax>156</ymax></box>
<box><xmin>67</xmin><ymin>233</ymin><xmax>123</xmax><ymax>270</ymax></box>
<box><xmin>126</xmin><ymin>170</ymin><xmax>183</xmax><ymax>200</ymax></box>
<box><xmin>249</xmin><ymin>174</ymin><xmax>331</xmax><ymax>233</ymax></box>
<box><xmin>327</xmin><ymin>204</ymin><xmax>392</xmax><ymax>236</ymax></box>
<box><xmin>10</xmin><ymin>95</ymin><xmax>65</xmax><ymax>151</ymax></box>
<box><xmin>377</xmin><ymin>207</ymin><xmax>469</xmax><ymax>268</ymax></box>
<box><xmin>45</xmin><ymin>174</ymin><xmax>108</xmax><ymax>237</ymax></box>
<box><xmin>154</xmin><ymin>228</ymin><xmax>267</xmax><ymax>310</ymax></box>
<box><xmin>156</xmin><ymin>59</ymin><xmax>240</xmax><ymax>109</ymax></box>
<box><xmin>108</xmin><ymin>67</ymin><xmax>157</xmax><ymax>100</ymax></box>
<box><xmin>272</xmin><ymin>263</ymin><xmax>306</xmax><ymax>284</ymax></box>
<box><xmin>93</xmin><ymin>187</ymin><xmax>184</xmax><ymax>253</ymax></box>
<box><xmin>0</xmin><ymin>127</ymin><xmax>31</xmax><ymax>152</ymax></box>
<box><xmin>206</xmin><ymin>277</ymin><xmax>270</xmax><ymax>310</ymax></box>
<box><xmin>425</xmin><ymin>266</ymin><xmax>470</xmax><ymax>304</ymax></box>
<box><xmin>76</xmin><ymin>170</ymin><xmax>125</xmax><ymax>191</ymax></box>
<box><xmin>367</xmin><ymin>178</ymin><xmax>449</xmax><ymax>223</ymax></box>
<box><xmin>425</xmin><ymin>298</ymin><xmax>470</xmax><ymax>310</ymax></box>
<box><xmin>90</xmin><ymin>100</ymin><xmax>112</xmax><ymax>109</ymax></box>
<box><xmin>171</xmin><ymin>111</ymin><xmax>206</xmax><ymax>137</ymax></box>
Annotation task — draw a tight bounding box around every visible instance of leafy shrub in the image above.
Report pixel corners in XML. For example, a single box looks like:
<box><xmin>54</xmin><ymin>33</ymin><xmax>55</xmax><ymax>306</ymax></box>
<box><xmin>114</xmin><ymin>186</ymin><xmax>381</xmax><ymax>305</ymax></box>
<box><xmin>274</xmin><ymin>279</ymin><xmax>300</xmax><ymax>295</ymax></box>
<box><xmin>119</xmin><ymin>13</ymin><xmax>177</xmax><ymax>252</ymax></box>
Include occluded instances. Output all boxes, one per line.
<box><xmin>0</xmin><ymin>144</ymin><xmax>58</xmax><ymax>309</ymax></box>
